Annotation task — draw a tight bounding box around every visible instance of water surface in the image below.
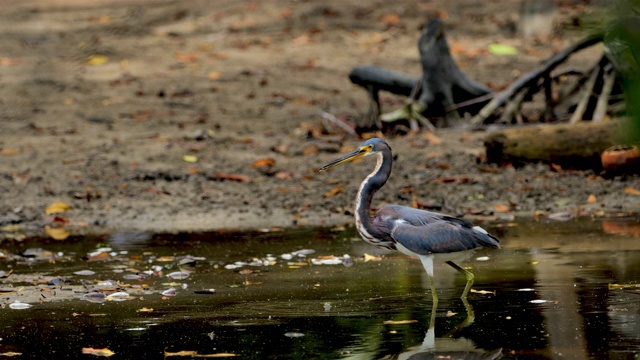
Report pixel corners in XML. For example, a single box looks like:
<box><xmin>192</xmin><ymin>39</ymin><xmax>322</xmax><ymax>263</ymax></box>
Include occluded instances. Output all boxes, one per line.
<box><xmin>1</xmin><ymin>219</ymin><xmax>639</xmax><ymax>359</ymax></box>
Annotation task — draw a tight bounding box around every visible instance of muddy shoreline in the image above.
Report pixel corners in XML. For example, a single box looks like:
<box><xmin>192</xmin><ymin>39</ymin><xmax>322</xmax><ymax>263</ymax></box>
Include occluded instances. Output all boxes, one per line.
<box><xmin>1</xmin><ymin>0</ymin><xmax>638</xmax><ymax>240</ymax></box>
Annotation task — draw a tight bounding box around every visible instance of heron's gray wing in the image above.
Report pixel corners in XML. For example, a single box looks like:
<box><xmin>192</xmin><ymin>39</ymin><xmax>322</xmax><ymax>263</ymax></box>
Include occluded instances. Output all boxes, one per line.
<box><xmin>382</xmin><ymin>205</ymin><xmax>475</xmax><ymax>228</ymax></box>
<box><xmin>390</xmin><ymin>220</ymin><xmax>485</xmax><ymax>255</ymax></box>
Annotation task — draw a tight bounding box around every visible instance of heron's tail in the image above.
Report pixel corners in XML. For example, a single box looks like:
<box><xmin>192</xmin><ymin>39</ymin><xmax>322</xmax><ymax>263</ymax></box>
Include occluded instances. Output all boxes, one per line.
<box><xmin>472</xmin><ymin>226</ymin><xmax>501</xmax><ymax>249</ymax></box>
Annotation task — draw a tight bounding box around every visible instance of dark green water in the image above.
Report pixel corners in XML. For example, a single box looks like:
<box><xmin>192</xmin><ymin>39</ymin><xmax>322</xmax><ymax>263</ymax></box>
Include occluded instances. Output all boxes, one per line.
<box><xmin>0</xmin><ymin>219</ymin><xmax>639</xmax><ymax>359</ymax></box>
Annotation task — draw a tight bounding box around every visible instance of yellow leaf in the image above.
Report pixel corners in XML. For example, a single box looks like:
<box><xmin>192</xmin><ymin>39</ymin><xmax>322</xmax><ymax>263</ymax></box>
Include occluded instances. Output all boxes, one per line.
<box><xmin>0</xmin><ymin>149</ymin><xmax>18</xmax><ymax>155</ymax></box>
<box><xmin>45</xmin><ymin>201</ymin><xmax>71</xmax><ymax>214</ymax></box>
<box><xmin>488</xmin><ymin>43</ymin><xmax>518</xmax><ymax>56</ymax></box>
<box><xmin>363</xmin><ymin>253</ymin><xmax>381</xmax><ymax>262</ymax></box>
<box><xmin>86</xmin><ymin>55</ymin><xmax>109</xmax><ymax>65</ymax></box>
<box><xmin>494</xmin><ymin>204</ymin><xmax>510</xmax><ymax>213</ymax></box>
<box><xmin>470</xmin><ymin>289</ymin><xmax>495</xmax><ymax>295</ymax></box>
<box><xmin>137</xmin><ymin>307</ymin><xmax>154</xmax><ymax>312</ymax></box>
<box><xmin>183</xmin><ymin>155</ymin><xmax>198</xmax><ymax>163</ymax></box>
<box><xmin>624</xmin><ymin>187</ymin><xmax>640</xmax><ymax>195</ymax></box>
<box><xmin>383</xmin><ymin>319</ymin><xmax>417</xmax><ymax>325</ymax></box>
<box><xmin>82</xmin><ymin>348</ymin><xmax>115</xmax><ymax>357</ymax></box>
<box><xmin>1</xmin><ymin>224</ymin><xmax>21</xmax><ymax>232</ymax></box>
<box><xmin>164</xmin><ymin>350</ymin><xmax>236</xmax><ymax>357</ymax></box>
<box><xmin>609</xmin><ymin>283</ymin><xmax>640</xmax><ymax>290</ymax></box>
<box><xmin>45</xmin><ymin>226</ymin><xmax>70</xmax><ymax>240</ymax></box>
<box><xmin>587</xmin><ymin>194</ymin><xmax>597</xmax><ymax>203</ymax></box>
<box><xmin>208</xmin><ymin>71</ymin><xmax>221</xmax><ymax>80</ymax></box>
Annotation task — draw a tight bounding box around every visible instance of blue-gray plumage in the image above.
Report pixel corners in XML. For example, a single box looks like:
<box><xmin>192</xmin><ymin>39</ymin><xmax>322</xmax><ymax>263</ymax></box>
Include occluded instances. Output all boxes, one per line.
<box><xmin>319</xmin><ymin>138</ymin><xmax>500</xmax><ymax>302</ymax></box>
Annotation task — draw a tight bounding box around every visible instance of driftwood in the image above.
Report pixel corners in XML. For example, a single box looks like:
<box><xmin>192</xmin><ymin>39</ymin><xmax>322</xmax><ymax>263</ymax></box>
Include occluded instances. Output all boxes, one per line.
<box><xmin>347</xmin><ymin>18</ymin><xmax>629</xmax><ymax>135</ymax></box>
<box><xmin>349</xmin><ymin>18</ymin><xmax>492</xmax><ymax>131</ymax></box>
<box><xmin>470</xmin><ymin>33</ymin><xmax>606</xmax><ymax>126</ymax></box>
<box><xmin>342</xmin><ymin>14</ymin><xmax>640</xmax><ymax>173</ymax></box>
<box><xmin>484</xmin><ymin>121</ymin><xmax>619</xmax><ymax>170</ymax></box>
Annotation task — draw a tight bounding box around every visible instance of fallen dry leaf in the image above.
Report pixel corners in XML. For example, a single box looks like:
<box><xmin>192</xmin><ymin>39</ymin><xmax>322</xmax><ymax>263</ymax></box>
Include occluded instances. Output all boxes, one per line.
<box><xmin>380</xmin><ymin>13</ymin><xmax>402</xmax><ymax>27</ymax></box>
<box><xmin>587</xmin><ymin>194</ymin><xmax>597</xmax><ymax>203</ymax></box>
<box><xmin>0</xmin><ymin>57</ymin><xmax>21</xmax><ymax>66</ymax></box>
<box><xmin>602</xmin><ymin>220</ymin><xmax>640</xmax><ymax>237</ymax></box>
<box><xmin>494</xmin><ymin>204</ymin><xmax>510</xmax><ymax>213</ymax></box>
<box><xmin>434</xmin><ymin>176</ymin><xmax>470</xmax><ymax>184</ymax></box>
<box><xmin>323</xmin><ymin>183</ymin><xmax>345</xmax><ymax>198</ymax></box>
<box><xmin>302</xmin><ymin>144</ymin><xmax>319</xmax><ymax>156</ymax></box>
<box><xmin>85</xmin><ymin>252</ymin><xmax>109</xmax><ymax>262</ymax></box>
<box><xmin>422</xmin><ymin>131</ymin><xmax>442</xmax><ymax>145</ymax></box>
<box><xmin>208</xmin><ymin>173</ymin><xmax>251</xmax><ymax>183</ymax></box>
<box><xmin>275</xmin><ymin>172</ymin><xmax>293</xmax><ymax>180</ymax></box>
<box><xmin>52</xmin><ymin>215</ymin><xmax>69</xmax><ymax>224</ymax></box>
<box><xmin>174</xmin><ymin>51</ymin><xmax>199</xmax><ymax>63</ymax></box>
<box><xmin>81</xmin><ymin>347</ymin><xmax>115</xmax><ymax>357</ymax></box>
<box><xmin>186</xmin><ymin>167</ymin><xmax>202</xmax><ymax>175</ymax></box>
<box><xmin>252</xmin><ymin>158</ymin><xmax>276</xmax><ymax>168</ymax></box>
<box><xmin>207</xmin><ymin>71</ymin><xmax>221</xmax><ymax>80</ymax></box>
<box><xmin>45</xmin><ymin>201</ymin><xmax>72</xmax><ymax>214</ymax></box>
<box><xmin>0</xmin><ymin>149</ymin><xmax>18</xmax><ymax>155</ymax></box>
<box><xmin>291</xmin><ymin>34</ymin><xmax>312</xmax><ymax>46</ymax></box>
<box><xmin>624</xmin><ymin>187</ymin><xmax>640</xmax><ymax>195</ymax></box>
<box><xmin>45</xmin><ymin>226</ymin><xmax>70</xmax><ymax>241</ymax></box>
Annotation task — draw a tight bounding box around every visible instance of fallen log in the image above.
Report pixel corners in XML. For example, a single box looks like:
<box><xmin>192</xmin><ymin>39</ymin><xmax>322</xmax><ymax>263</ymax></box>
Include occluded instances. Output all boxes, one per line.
<box><xmin>484</xmin><ymin>121</ymin><xmax>620</xmax><ymax>170</ymax></box>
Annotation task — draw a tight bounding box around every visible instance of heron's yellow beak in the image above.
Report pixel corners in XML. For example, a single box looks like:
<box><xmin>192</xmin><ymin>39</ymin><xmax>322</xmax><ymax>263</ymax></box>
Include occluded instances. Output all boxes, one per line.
<box><xmin>319</xmin><ymin>145</ymin><xmax>372</xmax><ymax>172</ymax></box>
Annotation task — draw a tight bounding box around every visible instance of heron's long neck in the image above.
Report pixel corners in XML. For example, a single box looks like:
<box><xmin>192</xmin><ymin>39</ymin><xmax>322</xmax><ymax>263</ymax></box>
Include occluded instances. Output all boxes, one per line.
<box><xmin>354</xmin><ymin>151</ymin><xmax>391</xmax><ymax>232</ymax></box>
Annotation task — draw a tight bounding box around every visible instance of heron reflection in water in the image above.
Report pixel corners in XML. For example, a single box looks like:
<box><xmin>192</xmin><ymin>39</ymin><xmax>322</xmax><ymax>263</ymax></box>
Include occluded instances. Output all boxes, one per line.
<box><xmin>319</xmin><ymin>138</ymin><xmax>500</xmax><ymax>309</ymax></box>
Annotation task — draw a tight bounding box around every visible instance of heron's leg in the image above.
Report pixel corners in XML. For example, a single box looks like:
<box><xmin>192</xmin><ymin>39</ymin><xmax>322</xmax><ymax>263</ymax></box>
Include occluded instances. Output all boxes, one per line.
<box><xmin>421</xmin><ymin>300</ymin><xmax>437</xmax><ymax>352</ymax></box>
<box><xmin>428</xmin><ymin>273</ymin><xmax>438</xmax><ymax>307</ymax></box>
<box><xmin>447</xmin><ymin>297</ymin><xmax>476</xmax><ymax>337</ymax></box>
<box><xmin>419</xmin><ymin>255</ymin><xmax>438</xmax><ymax>305</ymax></box>
<box><xmin>445</xmin><ymin>261</ymin><xmax>475</xmax><ymax>299</ymax></box>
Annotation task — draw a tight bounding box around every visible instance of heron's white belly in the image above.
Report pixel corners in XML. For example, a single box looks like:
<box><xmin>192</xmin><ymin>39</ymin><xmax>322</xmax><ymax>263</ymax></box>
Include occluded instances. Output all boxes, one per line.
<box><xmin>395</xmin><ymin>242</ymin><xmax>477</xmax><ymax>263</ymax></box>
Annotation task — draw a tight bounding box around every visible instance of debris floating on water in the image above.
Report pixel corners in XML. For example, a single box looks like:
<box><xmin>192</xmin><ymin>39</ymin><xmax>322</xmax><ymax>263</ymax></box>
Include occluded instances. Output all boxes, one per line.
<box><xmin>107</xmin><ymin>292</ymin><xmax>131</xmax><ymax>301</ymax></box>
<box><xmin>167</xmin><ymin>271</ymin><xmax>190</xmax><ymax>280</ymax></box>
<box><xmin>284</xmin><ymin>332</ymin><xmax>305</xmax><ymax>338</ymax></box>
<box><xmin>74</xmin><ymin>270</ymin><xmax>96</xmax><ymax>276</ymax></box>
<box><xmin>162</xmin><ymin>288</ymin><xmax>177</xmax><ymax>297</ymax></box>
<box><xmin>81</xmin><ymin>292</ymin><xmax>107</xmax><ymax>303</ymax></box>
<box><xmin>194</xmin><ymin>289</ymin><xmax>216</xmax><ymax>295</ymax></box>
<box><xmin>9</xmin><ymin>301</ymin><xmax>32</xmax><ymax>310</ymax></box>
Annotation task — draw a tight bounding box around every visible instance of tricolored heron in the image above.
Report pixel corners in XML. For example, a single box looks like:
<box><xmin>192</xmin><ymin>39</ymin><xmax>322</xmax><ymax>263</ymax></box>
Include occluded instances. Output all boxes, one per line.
<box><xmin>319</xmin><ymin>138</ymin><xmax>500</xmax><ymax>305</ymax></box>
